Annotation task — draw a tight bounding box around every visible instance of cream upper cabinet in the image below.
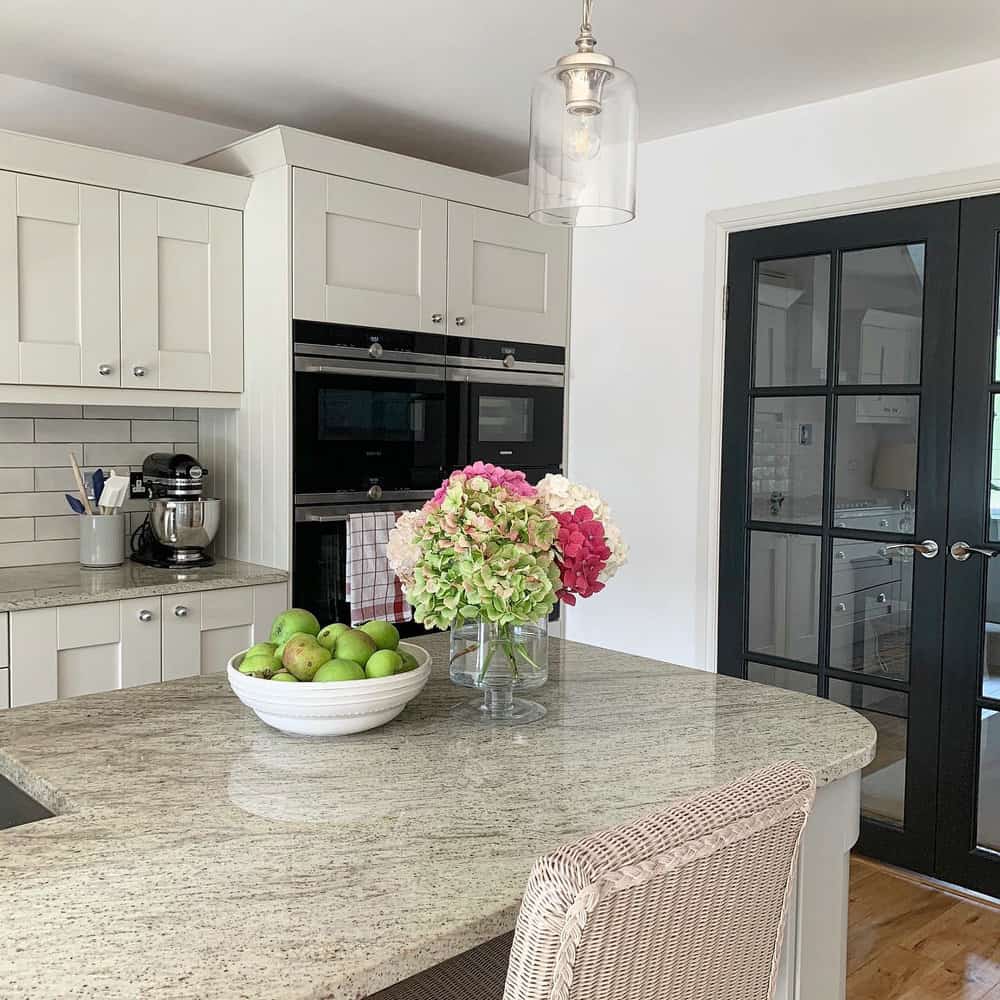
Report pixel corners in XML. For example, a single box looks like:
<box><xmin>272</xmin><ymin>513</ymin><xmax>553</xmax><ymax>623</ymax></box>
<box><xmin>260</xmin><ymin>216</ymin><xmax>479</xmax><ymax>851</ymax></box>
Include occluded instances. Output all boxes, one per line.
<box><xmin>446</xmin><ymin>203</ymin><xmax>569</xmax><ymax>345</ymax></box>
<box><xmin>292</xmin><ymin>168</ymin><xmax>447</xmax><ymax>333</ymax></box>
<box><xmin>120</xmin><ymin>193</ymin><xmax>244</xmax><ymax>392</ymax></box>
<box><xmin>0</xmin><ymin>172</ymin><xmax>120</xmax><ymax>386</ymax></box>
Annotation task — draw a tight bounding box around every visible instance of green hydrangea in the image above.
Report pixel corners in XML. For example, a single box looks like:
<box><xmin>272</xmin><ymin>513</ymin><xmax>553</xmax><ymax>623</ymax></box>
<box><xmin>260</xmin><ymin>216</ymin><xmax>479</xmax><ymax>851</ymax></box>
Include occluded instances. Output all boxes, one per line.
<box><xmin>405</xmin><ymin>473</ymin><xmax>560</xmax><ymax>630</ymax></box>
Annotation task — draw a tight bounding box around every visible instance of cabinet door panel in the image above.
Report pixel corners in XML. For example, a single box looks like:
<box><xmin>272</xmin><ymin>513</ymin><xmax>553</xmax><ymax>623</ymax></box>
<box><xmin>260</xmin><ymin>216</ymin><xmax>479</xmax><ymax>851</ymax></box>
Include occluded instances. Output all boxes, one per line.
<box><xmin>292</xmin><ymin>169</ymin><xmax>446</xmax><ymax>332</ymax></box>
<box><xmin>447</xmin><ymin>204</ymin><xmax>569</xmax><ymax>345</ymax></box>
<box><xmin>201</xmin><ymin>624</ymin><xmax>250</xmax><ymax>674</ymax></box>
<box><xmin>0</xmin><ymin>668</ymin><xmax>8</xmax><ymax>710</ymax></box>
<box><xmin>201</xmin><ymin>586</ymin><xmax>252</xmax><ymax>630</ymax></box>
<box><xmin>252</xmin><ymin>582</ymin><xmax>289</xmax><ymax>643</ymax></box>
<box><xmin>9</xmin><ymin>608</ymin><xmax>57</xmax><ymax>706</ymax></box>
<box><xmin>57</xmin><ymin>644</ymin><xmax>121</xmax><ymax>699</ymax></box>
<box><xmin>161</xmin><ymin>590</ymin><xmax>203</xmax><ymax>681</ymax></box>
<box><xmin>57</xmin><ymin>601</ymin><xmax>120</xmax><ymax>650</ymax></box>
<box><xmin>121</xmin><ymin>194</ymin><xmax>243</xmax><ymax>392</ymax></box>
<box><xmin>0</xmin><ymin>173</ymin><xmax>119</xmax><ymax>386</ymax></box>
<box><xmin>120</xmin><ymin>597</ymin><xmax>161</xmax><ymax>688</ymax></box>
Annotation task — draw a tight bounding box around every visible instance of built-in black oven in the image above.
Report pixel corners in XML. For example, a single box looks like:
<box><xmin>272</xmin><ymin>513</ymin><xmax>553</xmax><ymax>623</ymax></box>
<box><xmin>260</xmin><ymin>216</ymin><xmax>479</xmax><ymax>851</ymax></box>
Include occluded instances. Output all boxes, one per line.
<box><xmin>293</xmin><ymin>321</ymin><xmax>448</xmax><ymax>502</ymax></box>
<box><xmin>446</xmin><ymin>336</ymin><xmax>565</xmax><ymax>477</ymax></box>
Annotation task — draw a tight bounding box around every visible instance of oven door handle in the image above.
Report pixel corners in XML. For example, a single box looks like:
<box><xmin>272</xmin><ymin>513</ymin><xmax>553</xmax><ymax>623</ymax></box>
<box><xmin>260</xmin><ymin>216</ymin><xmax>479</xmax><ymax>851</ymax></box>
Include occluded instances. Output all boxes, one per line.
<box><xmin>298</xmin><ymin>513</ymin><xmax>348</xmax><ymax>523</ymax></box>
<box><xmin>445</xmin><ymin>368</ymin><xmax>564</xmax><ymax>387</ymax></box>
<box><xmin>294</xmin><ymin>357</ymin><xmax>446</xmax><ymax>381</ymax></box>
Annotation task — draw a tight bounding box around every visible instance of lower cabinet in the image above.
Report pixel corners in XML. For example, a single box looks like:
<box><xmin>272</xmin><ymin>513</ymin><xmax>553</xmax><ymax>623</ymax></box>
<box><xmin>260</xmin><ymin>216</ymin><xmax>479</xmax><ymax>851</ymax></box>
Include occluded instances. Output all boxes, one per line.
<box><xmin>7</xmin><ymin>582</ymin><xmax>287</xmax><ymax>708</ymax></box>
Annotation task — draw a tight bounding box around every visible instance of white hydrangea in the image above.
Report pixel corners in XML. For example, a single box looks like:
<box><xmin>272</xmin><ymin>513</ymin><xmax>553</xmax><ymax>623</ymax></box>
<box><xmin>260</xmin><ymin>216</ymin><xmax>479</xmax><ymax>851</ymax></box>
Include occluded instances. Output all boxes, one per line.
<box><xmin>535</xmin><ymin>474</ymin><xmax>628</xmax><ymax>582</ymax></box>
<box><xmin>385</xmin><ymin>507</ymin><xmax>428</xmax><ymax>589</ymax></box>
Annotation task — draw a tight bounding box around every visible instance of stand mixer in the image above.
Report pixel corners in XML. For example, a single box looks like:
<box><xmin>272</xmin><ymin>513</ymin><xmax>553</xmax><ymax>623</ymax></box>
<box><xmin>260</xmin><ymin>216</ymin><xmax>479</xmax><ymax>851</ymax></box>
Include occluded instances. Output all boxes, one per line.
<box><xmin>130</xmin><ymin>452</ymin><xmax>221</xmax><ymax>568</ymax></box>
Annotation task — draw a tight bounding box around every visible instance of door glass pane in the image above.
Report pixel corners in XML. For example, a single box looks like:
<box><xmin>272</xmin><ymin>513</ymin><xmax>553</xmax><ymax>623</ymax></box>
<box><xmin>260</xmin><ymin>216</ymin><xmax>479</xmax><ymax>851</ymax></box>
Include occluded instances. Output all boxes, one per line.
<box><xmin>838</xmin><ymin>244</ymin><xmax>924</xmax><ymax>385</ymax></box>
<box><xmin>747</xmin><ymin>661</ymin><xmax>818</xmax><ymax>695</ymax></box>
<box><xmin>989</xmin><ymin>395</ymin><xmax>1000</xmax><ymax>543</ymax></box>
<box><xmin>830</xmin><ymin>537</ymin><xmax>913</xmax><ymax>682</ymax></box>
<box><xmin>834</xmin><ymin>396</ymin><xmax>918</xmax><ymax>528</ymax></box>
<box><xmin>977</xmin><ymin>708</ymin><xmax>1000</xmax><ymax>852</ymax></box>
<box><xmin>751</xmin><ymin>397</ymin><xmax>825</xmax><ymax>524</ymax></box>
<box><xmin>983</xmin><ymin>556</ymin><xmax>1000</xmax><ymax>699</ymax></box>
<box><xmin>478</xmin><ymin>396</ymin><xmax>534</xmax><ymax>443</ymax></box>
<box><xmin>754</xmin><ymin>255</ymin><xmax>830</xmax><ymax>387</ymax></box>
<box><xmin>830</xmin><ymin>679</ymin><xmax>908</xmax><ymax>827</ymax></box>
<box><xmin>748</xmin><ymin>531</ymin><xmax>821</xmax><ymax>663</ymax></box>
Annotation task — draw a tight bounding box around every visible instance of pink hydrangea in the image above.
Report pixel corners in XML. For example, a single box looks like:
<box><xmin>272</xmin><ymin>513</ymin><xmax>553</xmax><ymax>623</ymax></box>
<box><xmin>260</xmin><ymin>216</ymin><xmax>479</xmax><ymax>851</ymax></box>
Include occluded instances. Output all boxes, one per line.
<box><xmin>553</xmin><ymin>505</ymin><xmax>611</xmax><ymax>606</ymax></box>
<box><xmin>430</xmin><ymin>461</ymin><xmax>537</xmax><ymax>506</ymax></box>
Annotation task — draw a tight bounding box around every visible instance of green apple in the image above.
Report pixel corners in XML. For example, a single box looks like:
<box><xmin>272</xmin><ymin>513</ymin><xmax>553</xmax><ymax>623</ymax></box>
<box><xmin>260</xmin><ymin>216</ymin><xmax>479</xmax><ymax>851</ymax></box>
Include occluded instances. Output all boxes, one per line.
<box><xmin>244</xmin><ymin>641</ymin><xmax>277</xmax><ymax>660</ymax></box>
<box><xmin>365</xmin><ymin>649</ymin><xmax>402</xmax><ymax>678</ymax></box>
<box><xmin>359</xmin><ymin>620</ymin><xmax>400</xmax><ymax>651</ymax></box>
<box><xmin>282</xmin><ymin>637</ymin><xmax>330</xmax><ymax>681</ymax></box>
<box><xmin>396</xmin><ymin>649</ymin><xmax>420</xmax><ymax>673</ymax></box>
<box><xmin>270</xmin><ymin>671</ymin><xmax>299</xmax><ymax>682</ymax></box>
<box><xmin>316</xmin><ymin>622</ymin><xmax>350</xmax><ymax>651</ymax></box>
<box><xmin>334</xmin><ymin>629</ymin><xmax>377</xmax><ymax>667</ymax></box>
<box><xmin>313</xmin><ymin>659</ymin><xmax>366</xmax><ymax>682</ymax></box>
<box><xmin>238</xmin><ymin>653</ymin><xmax>283</xmax><ymax>678</ymax></box>
<box><xmin>269</xmin><ymin>608</ymin><xmax>321</xmax><ymax>645</ymax></box>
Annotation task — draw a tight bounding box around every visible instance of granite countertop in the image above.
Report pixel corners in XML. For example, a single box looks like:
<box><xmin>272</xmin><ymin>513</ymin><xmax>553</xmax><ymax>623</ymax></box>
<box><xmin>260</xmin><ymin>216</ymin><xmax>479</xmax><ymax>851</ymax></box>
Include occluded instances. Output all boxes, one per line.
<box><xmin>0</xmin><ymin>635</ymin><xmax>875</xmax><ymax>999</ymax></box>
<box><xmin>0</xmin><ymin>558</ymin><xmax>288</xmax><ymax>612</ymax></box>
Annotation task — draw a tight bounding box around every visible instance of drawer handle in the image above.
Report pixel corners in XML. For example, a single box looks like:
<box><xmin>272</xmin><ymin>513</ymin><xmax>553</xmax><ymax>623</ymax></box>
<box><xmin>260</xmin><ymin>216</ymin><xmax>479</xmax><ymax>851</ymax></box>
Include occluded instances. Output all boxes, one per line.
<box><xmin>174</xmin><ymin>605</ymin><xmax>189</xmax><ymax>618</ymax></box>
<box><xmin>879</xmin><ymin>519</ymin><xmax>890</xmax><ymax>528</ymax></box>
<box><xmin>430</xmin><ymin>312</ymin><xmax>443</xmax><ymax>324</ymax></box>
<box><xmin>454</xmin><ymin>316</ymin><xmax>467</xmax><ymax>327</ymax></box>
<box><xmin>836</xmin><ymin>602</ymin><xmax>847</xmax><ymax>613</ymax></box>
<box><xmin>132</xmin><ymin>365</ymin><xmax>146</xmax><ymax>378</ymax></box>
<box><xmin>97</xmin><ymin>364</ymin><xmax>113</xmax><ymax>376</ymax></box>
<box><xmin>137</xmin><ymin>609</ymin><xmax>153</xmax><ymax>622</ymax></box>
<box><xmin>835</xmin><ymin>550</ymin><xmax>846</xmax><ymax>560</ymax></box>
<box><xmin>876</xmin><ymin>592</ymin><xmax>887</xmax><ymax>604</ymax></box>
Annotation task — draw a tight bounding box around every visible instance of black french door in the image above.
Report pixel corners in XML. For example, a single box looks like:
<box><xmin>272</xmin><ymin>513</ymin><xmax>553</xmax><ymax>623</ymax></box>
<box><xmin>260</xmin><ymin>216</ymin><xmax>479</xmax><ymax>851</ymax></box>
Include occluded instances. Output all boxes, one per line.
<box><xmin>720</xmin><ymin>203</ymin><xmax>962</xmax><ymax>877</ymax></box>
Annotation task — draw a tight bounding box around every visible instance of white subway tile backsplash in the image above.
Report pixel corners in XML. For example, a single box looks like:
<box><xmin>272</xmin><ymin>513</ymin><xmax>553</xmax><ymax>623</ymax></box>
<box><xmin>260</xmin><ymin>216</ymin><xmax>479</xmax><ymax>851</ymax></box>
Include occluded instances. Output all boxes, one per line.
<box><xmin>35</xmin><ymin>419</ymin><xmax>132</xmax><ymax>443</ymax></box>
<box><xmin>0</xmin><ymin>518</ymin><xmax>33</xmax><ymax>543</ymax></box>
<box><xmin>84</xmin><ymin>442</ymin><xmax>173</xmax><ymax>467</ymax></box>
<box><xmin>0</xmin><ymin>420</ymin><xmax>34</xmax><ymax>442</ymax></box>
<box><xmin>131</xmin><ymin>420</ymin><xmax>199</xmax><ymax>443</ymax></box>
<box><xmin>0</xmin><ymin>443</ymin><xmax>83</xmax><ymax>468</ymax></box>
<box><xmin>0</xmin><ymin>404</ymin><xmax>201</xmax><ymax>568</ymax></box>
<box><xmin>0</xmin><ymin>470</ymin><xmax>34</xmax><ymax>493</ymax></box>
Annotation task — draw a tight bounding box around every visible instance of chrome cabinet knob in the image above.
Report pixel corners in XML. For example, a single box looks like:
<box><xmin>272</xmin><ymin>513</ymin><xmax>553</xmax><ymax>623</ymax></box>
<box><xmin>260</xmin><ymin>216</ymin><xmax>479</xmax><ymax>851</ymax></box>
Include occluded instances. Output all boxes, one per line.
<box><xmin>454</xmin><ymin>316</ymin><xmax>467</xmax><ymax>327</ymax></box>
<box><xmin>879</xmin><ymin>519</ymin><xmax>890</xmax><ymax>528</ymax></box>
<box><xmin>368</xmin><ymin>342</ymin><xmax>384</xmax><ymax>359</ymax></box>
<box><xmin>430</xmin><ymin>313</ymin><xmax>443</xmax><ymax>324</ymax></box>
<box><xmin>367</xmin><ymin>484</ymin><xmax>383</xmax><ymax>500</ymax></box>
<box><xmin>132</xmin><ymin>365</ymin><xmax>146</xmax><ymax>378</ymax></box>
<box><xmin>98</xmin><ymin>364</ymin><xmax>113</xmax><ymax>376</ymax></box>
<box><xmin>835</xmin><ymin>550</ymin><xmax>846</xmax><ymax>560</ymax></box>
<box><xmin>502</xmin><ymin>354</ymin><xmax>515</xmax><ymax>369</ymax></box>
<box><xmin>950</xmin><ymin>541</ymin><xmax>999</xmax><ymax>562</ymax></box>
<box><xmin>836</xmin><ymin>602</ymin><xmax>847</xmax><ymax>613</ymax></box>
<box><xmin>876</xmin><ymin>592</ymin><xmax>887</xmax><ymax>604</ymax></box>
<box><xmin>173</xmin><ymin>605</ymin><xmax>189</xmax><ymax>617</ymax></box>
<box><xmin>137</xmin><ymin>609</ymin><xmax>153</xmax><ymax>622</ymax></box>
<box><xmin>884</xmin><ymin>539</ymin><xmax>939</xmax><ymax>559</ymax></box>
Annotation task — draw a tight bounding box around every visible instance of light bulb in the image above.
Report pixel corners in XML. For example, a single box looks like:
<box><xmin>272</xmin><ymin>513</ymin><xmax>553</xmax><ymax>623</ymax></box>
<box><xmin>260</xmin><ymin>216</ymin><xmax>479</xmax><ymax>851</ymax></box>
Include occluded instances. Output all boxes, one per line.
<box><xmin>566</xmin><ymin>112</ymin><xmax>602</xmax><ymax>161</ymax></box>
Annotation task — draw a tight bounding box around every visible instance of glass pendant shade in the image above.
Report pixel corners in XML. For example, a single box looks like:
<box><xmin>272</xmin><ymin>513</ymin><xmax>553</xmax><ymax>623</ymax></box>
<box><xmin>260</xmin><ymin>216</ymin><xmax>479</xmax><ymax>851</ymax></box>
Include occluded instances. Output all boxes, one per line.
<box><xmin>528</xmin><ymin>55</ymin><xmax>637</xmax><ymax>227</ymax></box>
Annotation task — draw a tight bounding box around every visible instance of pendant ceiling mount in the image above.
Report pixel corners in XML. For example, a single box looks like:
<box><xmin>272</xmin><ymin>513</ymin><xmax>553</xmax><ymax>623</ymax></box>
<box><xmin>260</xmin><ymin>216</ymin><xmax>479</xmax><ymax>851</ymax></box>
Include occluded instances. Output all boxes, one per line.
<box><xmin>528</xmin><ymin>0</ymin><xmax>638</xmax><ymax>228</ymax></box>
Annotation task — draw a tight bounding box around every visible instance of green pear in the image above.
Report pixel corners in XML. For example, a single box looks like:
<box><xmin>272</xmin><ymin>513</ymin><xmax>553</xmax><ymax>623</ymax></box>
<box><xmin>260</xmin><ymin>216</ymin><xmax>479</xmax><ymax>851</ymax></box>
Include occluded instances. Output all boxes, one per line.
<box><xmin>245</xmin><ymin>641</ymin><xmax>278</xmax><ymax>660</ymax></box>
<box><xmin>239</xmin><ymin>653</ymin><xmax>283</xmax><ymax>678</ymax></box>
<box><xmin>270</xmin><ymin>671</ymin><xmax>299</xmax><ymax>682</ymax></box>
<box><xmin>269</xmin><ymin>609</ymin><xmax>321</xmax><ymax>644</ymax></box>
<box><xmin>365</xmin><ymin>649</ymin><xmax>402</xmax><ymax>678</ymax></box>
<box><xmin>359</xmin><ymin>620</ymin><xmax>400</xmax><ymax>651</ymax></box>
<box><xmin>275</xmin><ymin>631</ymin><xmax>310</xmax><ymax>661</ymax></box>
<box><xmin>396</xmin><ymin>650</ymin><xmax>420</xmax><ymax>673</ymax></box>
<box><xmin>283</xmin><ymin>639</ymin><xmax>332</xmax><ymax>681</ymax></box>
<box><xmin>334</xmin><ymin>629</ymin><xmax>377</xmax><ymax>667</ymax></box>
<box><xmin>316</xmin><ymin>622</ymin><xmax>350</xmax><ymax>651</ymax></box>
<box><xmin>313</xmin><ymin>659</ymin><xmax>366</xmax><ymax>682</ymax></box>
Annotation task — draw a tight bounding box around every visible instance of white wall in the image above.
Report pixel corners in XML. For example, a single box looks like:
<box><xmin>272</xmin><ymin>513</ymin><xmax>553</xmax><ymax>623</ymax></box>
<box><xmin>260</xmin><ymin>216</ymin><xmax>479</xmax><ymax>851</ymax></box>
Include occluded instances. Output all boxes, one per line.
<box><xmin>566</xmin><ymin>57</ymin><xmax>1000</xmax><ymax>669</ymax></box>
<box><xmin>0</xmin><ymin>75</ymin><xmax>247</xmax><ymax>162</ymax></box>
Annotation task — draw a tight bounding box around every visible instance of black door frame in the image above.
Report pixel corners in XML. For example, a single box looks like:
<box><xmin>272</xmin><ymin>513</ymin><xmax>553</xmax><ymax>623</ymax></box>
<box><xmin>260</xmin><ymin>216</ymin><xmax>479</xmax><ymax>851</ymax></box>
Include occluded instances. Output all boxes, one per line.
<box><xmin>719</xmin><ymin>203</ymin><xmax>960</xmax><ymax>874</ymax></box>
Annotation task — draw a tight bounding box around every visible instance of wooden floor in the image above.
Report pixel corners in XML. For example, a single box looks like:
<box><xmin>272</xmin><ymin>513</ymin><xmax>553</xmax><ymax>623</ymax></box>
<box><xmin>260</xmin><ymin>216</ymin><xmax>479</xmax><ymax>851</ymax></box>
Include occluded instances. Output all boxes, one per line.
<box><xmin>848</xmin><ymin>857</ymin><xmax>1000</xmax><ymax>998</ymax></box>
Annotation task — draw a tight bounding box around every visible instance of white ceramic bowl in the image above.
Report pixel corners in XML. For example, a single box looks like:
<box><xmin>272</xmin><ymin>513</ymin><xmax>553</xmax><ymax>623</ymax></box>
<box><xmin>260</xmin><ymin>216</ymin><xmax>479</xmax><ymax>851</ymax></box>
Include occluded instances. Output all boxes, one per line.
<box><xmin>227</xmin><ymin>641</ymin><xmax>432</xmax><ymax>736</ymax></box>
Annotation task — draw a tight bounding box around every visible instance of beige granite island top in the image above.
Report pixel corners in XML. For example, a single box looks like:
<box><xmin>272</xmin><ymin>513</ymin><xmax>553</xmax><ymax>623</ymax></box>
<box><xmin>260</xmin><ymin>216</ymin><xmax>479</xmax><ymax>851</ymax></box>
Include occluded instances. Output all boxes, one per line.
<box><xmin>0</xmin><ymin>635</ymin><xmax>875</xmax><ymax>1000</ymax></box>
<box><xmin>0</xmin><ymin>558</ymin><xmax>288</xmax><ymax>612</ymax></box>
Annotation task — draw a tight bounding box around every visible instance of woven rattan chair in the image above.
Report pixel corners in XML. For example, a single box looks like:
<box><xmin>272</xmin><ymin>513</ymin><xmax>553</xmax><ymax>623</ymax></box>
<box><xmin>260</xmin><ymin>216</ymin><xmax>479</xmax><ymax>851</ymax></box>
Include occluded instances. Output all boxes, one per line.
<box><xmin>369</xmin><ymin>761</ymin><xmax>815</xmax><ymax>1000</ymax></box>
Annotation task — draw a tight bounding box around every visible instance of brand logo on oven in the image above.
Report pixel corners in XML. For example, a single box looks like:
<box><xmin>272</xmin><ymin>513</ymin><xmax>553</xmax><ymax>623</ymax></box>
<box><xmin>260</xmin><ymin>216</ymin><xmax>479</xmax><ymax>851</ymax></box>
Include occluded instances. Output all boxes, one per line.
<box><xmin>365</xmin><ymin>451</ymin><xmax>383</xmax><ymax>457</ymax></box>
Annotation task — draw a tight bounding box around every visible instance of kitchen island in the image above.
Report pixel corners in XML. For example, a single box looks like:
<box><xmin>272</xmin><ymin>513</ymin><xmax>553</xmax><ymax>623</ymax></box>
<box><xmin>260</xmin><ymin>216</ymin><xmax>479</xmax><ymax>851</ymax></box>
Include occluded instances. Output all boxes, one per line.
<box><xmin>0</xmin><ymin>635</ymin><xmax>874</xmax><ymax>999</ymax></box>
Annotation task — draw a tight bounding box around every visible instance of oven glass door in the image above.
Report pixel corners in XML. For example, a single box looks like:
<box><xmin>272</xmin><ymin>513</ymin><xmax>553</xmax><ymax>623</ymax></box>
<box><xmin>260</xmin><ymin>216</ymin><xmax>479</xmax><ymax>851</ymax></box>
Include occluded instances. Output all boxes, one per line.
<box><xmin>295</xmin><ymin>362</ymin><xmax>446</xmax><ymax>495</ymax></box>
<box><xmin>455</xmin><ymin>379</ymin><xmax>564</xmax><ymax>468</ymax></box>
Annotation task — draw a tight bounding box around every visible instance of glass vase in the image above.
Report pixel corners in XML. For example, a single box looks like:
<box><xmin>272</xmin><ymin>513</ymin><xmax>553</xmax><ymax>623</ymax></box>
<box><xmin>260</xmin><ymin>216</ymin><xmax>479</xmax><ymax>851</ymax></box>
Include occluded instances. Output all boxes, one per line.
<box><xmin>448</xmin><ymin>617</ymin><xmax>548</xmax><ymax>725</ymax></box>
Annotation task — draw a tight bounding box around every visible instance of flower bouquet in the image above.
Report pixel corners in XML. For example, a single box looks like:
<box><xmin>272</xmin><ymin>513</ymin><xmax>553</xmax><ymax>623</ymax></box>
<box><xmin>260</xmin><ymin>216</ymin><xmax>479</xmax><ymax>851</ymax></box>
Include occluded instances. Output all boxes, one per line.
<box><xmin>387</xmin><ymin>462</ymin><xmax>627</xmax><ymax>724</ymax></box>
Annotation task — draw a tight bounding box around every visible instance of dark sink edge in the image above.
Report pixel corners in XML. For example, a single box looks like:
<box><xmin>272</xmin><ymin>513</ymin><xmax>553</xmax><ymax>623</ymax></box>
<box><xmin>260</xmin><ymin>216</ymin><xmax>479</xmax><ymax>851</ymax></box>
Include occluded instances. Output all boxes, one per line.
<box><xmin>0</xmin><ymin>748</ymin><xmax>75</xmax><ymax>819</ymax></box>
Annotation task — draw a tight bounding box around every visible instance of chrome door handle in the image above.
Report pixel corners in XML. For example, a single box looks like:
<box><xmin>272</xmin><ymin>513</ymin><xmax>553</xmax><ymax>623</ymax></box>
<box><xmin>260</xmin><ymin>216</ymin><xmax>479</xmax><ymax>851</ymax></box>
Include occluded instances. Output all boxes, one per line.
<box><xmin>454</xmin><ymin>316</ymin><xmax>466</xmax><ymax>327</ymax></box>
<box><xmin>132</xmin><ymin>365</ymin><xmax>146</xmax><ymax>378</ymax></box>
<box><xmin>883</xmin><ymin>539</ymin><xmax>939</xmax><ymax>559</ymax></box>
<box><xmin>430</xmin><ymin>313</ymin><xmax>443</xmax><ymax>324</ymax></box>
<box><xmin>137</xmin><ymin>610</ymin><xmax>153</xmax><ymax>622</ymax></box>
<box><xmin>98</xmin><ymin>364</ymin><xmax>113</xmax><ymax>376</ymax></box>
<box><xmin>173</xmin><ymin>605</ymin><xmax>189</xmax><ymax>617</ymax></box>
<box><xmin>950</xmin><ymin>541</ymin><xmax>999</xmax><ymax>562</ymax></box>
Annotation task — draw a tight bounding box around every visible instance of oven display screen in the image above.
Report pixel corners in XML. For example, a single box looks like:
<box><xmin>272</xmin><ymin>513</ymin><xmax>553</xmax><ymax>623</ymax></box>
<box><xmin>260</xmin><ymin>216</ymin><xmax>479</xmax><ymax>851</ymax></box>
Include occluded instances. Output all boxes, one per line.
<box><xmin>478</xmin><ymin>396</ymin><xmax>534</xmax><ymax>443</ymax></box>
<box><xmin>318</xmin><ymin>389</ymin><xmax>426</xmax><ymax>442</ymax></box>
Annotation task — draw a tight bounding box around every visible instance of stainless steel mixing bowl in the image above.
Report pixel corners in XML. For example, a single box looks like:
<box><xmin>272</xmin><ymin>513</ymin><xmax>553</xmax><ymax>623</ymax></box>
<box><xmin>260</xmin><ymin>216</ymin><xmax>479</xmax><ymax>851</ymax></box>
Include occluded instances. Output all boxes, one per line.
<box><xmin>148</xmin><ymin>499</ymin><xmax>221</xmax><ymax>560</ymax></box>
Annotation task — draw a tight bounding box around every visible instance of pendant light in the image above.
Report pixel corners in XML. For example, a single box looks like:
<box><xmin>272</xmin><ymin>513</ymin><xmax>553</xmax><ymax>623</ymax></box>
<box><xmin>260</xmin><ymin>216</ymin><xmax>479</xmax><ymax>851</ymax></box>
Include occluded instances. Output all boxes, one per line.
<box><xmin>528</xmin><ymin>0</ymin><xmax>638</xmax><ymax>227</ymax></box>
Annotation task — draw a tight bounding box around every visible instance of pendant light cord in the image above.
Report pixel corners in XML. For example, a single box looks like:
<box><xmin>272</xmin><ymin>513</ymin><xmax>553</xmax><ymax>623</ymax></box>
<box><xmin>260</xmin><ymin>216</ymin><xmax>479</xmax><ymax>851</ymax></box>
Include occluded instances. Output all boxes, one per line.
<box><xmin>581</xmin><ymin>0</ymin><xmax>593</xmax><ymax>32</ymax></box>
<box><xmin>576</xmin><ymin>0</ymin><xmax>597</xmax><ymax>51</ymax></box>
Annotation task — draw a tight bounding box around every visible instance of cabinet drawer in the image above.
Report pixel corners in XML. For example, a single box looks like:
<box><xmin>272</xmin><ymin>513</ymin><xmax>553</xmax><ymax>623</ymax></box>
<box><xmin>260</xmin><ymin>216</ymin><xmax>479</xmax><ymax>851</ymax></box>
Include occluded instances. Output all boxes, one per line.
<box><xmin>57</xmin><ymin>601</ymin><xmax>120</xmax><ymax>650</ymax></box>
<box><xmin>0</xmin><ymin>668</ymin><xmax>8</xmax><ymax>709</ymax></box>
<box><xmin>202</xmin><ymin>588</ymin><xmax>253</xmax><ymax>629</ymax></box>
<box><xmin>833</xmin><ymin>582</ymin><xmax>900</xmax><ymax>624</ymax></box>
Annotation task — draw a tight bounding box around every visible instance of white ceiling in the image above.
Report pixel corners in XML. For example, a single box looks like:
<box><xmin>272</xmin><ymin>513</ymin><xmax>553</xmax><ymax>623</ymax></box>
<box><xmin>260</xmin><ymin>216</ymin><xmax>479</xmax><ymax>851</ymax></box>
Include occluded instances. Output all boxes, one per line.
<box><xmin>2</xmin><ymin>0</ymin><xmax>1000</xmax><ymax>175</ymax></box>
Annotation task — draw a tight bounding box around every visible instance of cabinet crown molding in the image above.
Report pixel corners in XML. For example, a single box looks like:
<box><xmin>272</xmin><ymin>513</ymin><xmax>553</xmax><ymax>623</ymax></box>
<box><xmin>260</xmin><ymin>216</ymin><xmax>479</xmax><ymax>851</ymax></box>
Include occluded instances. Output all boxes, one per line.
<box><xmin>0</xmin><ymin>127</ymin><xmax>250</xmax><ymax>210</ymax></box>
<box><xmin>190</xmin><ymin>125</ymin><xmax>528</xmax><ymax>217</ymax></box>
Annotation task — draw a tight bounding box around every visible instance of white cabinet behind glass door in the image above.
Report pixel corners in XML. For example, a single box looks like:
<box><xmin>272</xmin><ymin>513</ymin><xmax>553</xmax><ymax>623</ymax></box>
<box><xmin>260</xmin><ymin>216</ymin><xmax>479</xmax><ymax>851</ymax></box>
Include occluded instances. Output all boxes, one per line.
<box><xmin>446</xmin><ymin>204</ymin><xmax>569</xmax><ymax>346</ymax></box>
<box><xmin>292</xmin><ymin>169</ymin><xmax>447</xmax><ymax>333</ymax></box>
<box><xmin>0</xmin><ymin>172</ymin><xmax>119</xmax><ymax>386</ymax></box>
<box><xmin>120</xmin><ymin>193</ymin><xmax>243</xmax><ymax>392</ymax></box>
